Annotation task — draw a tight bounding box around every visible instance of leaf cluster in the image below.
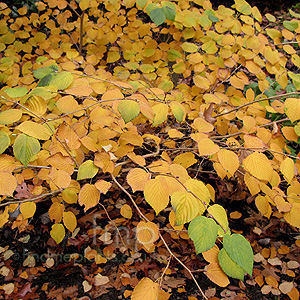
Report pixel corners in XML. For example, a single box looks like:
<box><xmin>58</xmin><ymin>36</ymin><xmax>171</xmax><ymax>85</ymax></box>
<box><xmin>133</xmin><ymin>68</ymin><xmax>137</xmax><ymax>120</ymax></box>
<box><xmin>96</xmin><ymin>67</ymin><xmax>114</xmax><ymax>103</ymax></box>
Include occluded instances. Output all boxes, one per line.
<box><xmin>0</xmin><ymin>0</ymin><xmax>300</xmax><ymax>293</ymax></box>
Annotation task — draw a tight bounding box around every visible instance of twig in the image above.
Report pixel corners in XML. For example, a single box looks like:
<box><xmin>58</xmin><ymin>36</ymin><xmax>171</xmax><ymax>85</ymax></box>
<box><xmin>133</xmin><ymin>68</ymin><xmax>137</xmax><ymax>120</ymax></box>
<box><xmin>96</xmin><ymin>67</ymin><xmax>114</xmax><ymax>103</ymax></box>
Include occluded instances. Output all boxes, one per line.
<box><xmin>0</xmin><ymin>189</ymin><xmax>62</xmax><ymax>207</ymax></box>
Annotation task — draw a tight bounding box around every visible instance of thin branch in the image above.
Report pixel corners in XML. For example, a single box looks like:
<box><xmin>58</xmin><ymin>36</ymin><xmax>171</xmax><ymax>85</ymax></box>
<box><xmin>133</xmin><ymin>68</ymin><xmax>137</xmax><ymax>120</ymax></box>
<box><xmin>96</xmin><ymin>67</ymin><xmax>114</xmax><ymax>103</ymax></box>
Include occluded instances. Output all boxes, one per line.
<box><xmin>0</xmin><ymin>189</ymin><xmax>62</xmax><ymax>207</ymax></box>
<box><xmin>214</xmin><ymin>92</ymin><xmax>300</xmax><ymax>118</ymax></box>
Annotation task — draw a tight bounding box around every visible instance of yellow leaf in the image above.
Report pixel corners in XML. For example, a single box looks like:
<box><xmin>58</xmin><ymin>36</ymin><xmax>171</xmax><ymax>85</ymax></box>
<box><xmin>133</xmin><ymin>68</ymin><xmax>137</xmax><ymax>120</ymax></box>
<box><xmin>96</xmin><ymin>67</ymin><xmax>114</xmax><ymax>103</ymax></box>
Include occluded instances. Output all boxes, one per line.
<box><xmin>77</xmin><ymin>160</ymin><xmax>99</xmax><ymax>180</ymax></box>
<box><xmin>16</xmin><ymin>121</ymin><xmax>51</xmax><ymax>140</ymax></box>
<box><xmin>48</xmin><ymin>168</ymin><xmax>71</xmax><ymax>189</ymax></box>
<box><xmin>217</xmin><ymin>149</ymin><xmax>239</xmax><ymax>177</ymax></box>
<box><xmin>205</xmin><ymin>263</ymin><xmax>230</xmax><ymax>287</ymax></box>
<box><xmin>80</xmin><ymin>136</ymin><xmax>98</xmax><ymax>152</ymax></box>
<box><xmin>181</xmin><ymin>42</ymin><xmax>198</xmax><ymax>53</ymax></box>
<box><xmin>255</xmin><ymin>195</ymin><xmax>272</xmax><ymax>218</ymax></box>
<box><xmin>192</xmin><ymin>117</ymin><xmax>214</xmax><ymax>133</ymax></box>
<box><xmin>244</xmin><ymin>134</ymin><xmax>268</xmax><ymax>150</ymax></box>
<box><xmin>234</xmin><ymin>0</ymin><xmax>251</xmax><ymax>15</ymax></box>
<box><xmin>0</xmin><ymin>171</ymin><xmax>17</xmax><ymax>196</ymax></box>
<box><xmin>152</xmin><ymin>103</ymin><xmax>168</xmax><ymax>126</ymax></box>
<box><xmin>171</xmin><ymin>190</ymin><xmax>206</xmax><ymax>225</ymax></box>
<box><xmin>284</xmin><ymin>98</ymin><xmax>300</xmax><ymax>122</ymax></box>
<box><xmin>131</xmin><ymin>277</ymin><xmax>160</xmax><ymax>300</ymax></box>
<box><xmin>50</xmin><ymin>223</ymin><xmax>65</xmax><ymax>244</ymax></box>
<box><xmin>0</xmin><ymin>109</ymin><xmax>22</xmax><ymax>125</ymax></box>
<box><xmin>56</xmin><ymin>95</ymin><xmax>80</xmax><ymax>114</ymax></box>
<box><xmin>78</xmin><ymin>184</ymin><xmax>100</xmax><ymax>211</ymax></box>
<box><xmin>94</xmin><ymin>152</ymin><xmax>114</xmax><ymax>174</ymax></box>
<box><xmin>65</xmin><ymin>86</ymin><xmax>93</xmax><ymax>97</ymax></box>
<box><xmin>168</xmin><ymin>129</ymin><xmax>184</xmax><ymax>138</ymax></box>
<box><xmin>49</xmin><ymin>202</ymin><xmax>64</xmax><ymax>223</ymax></box>
<box><xmin>273</xmin><ymin>195</ymin><xmax>292</xmax><ymax>213</ymax></box>
<box><xmin>63</xmin><ymin>211</ymin><xmax>77</xmax><ymax>232</ymax></box>
<box><xmin>169</xmin><ymin>209</ymin><xmax>184</xmax><ymax>230</ymax></box>
<box><xmin>244</xmin><ymin>173</ymin><xmax>261</xmax><ymax>195</ymax></box>
<box><xmin>20</xmin><ymin>202</ymin><xmax>36</xmax><ymax>219</ymax></box>
<box><xmin>284</xmin><ymin>202</ymin><xmax>300</xmax><ymax>229</ymax></box>
<box><xmin>127</xmin><ymin>168</ymin><xmax>151</xmax><ymax>192</ymax></box>
<box><xmin>120</xmin><ymin>204</ymin><xmax>132</xmax><ymax>219</ymax></box>
<box><xmin>169</xmin><ymin>164</ymin><xmax>190</xmax><ymax>181</ymax></box>
<box><xmin>193</xmin><ymin>75</ymin><xmax>210</xmax><ymax>90</ymax></box>
<box><xmin>185</xmin><ymin>178</ymin><xmax>211</xmax><ymax>205</ymax></box>
<box><xmin>280</xmin><ymin>157</ymin><xmax>295</xmax><ymax>184</ymax></box>
<box><xmin>198</xmin><ymin>138</ymin><xmax>219</xmax><ymax>156</ymax></box>
<box><xmin>94</xmin><ymin>180</ymin><xmax>112</xmax><ymax>194</ymax></box>
<box><xmin>243</xmin><ymin>152</ymin><xmax>273</xmax><ymax>181</ymax></box>
<box><xmin>173</xmin><ymin>152</ymin><xmax>197</xmax><ymax>169</ymax></box>
<box><xmin>0</xmin><ymin>207</ymin><xmax>9</xmax><ymax>227</ymax></box>
<box><xmin>207</xmin><ymin>204</ymin><xmax>229</xmax><ymax>236</ymax></box>
<box><xmin>62</xmin><ymin>188</ymin><xmax>78</xmax><ymax>204</ymax></box>
<box><xmin>127</xmin><ymin>152</ymin><xmax>146</xmax><ymax>166</ymax></box>
<box><xmin>264</xmin><ymin>47</ymin><xmax>280</xmax><ymax>65</ymax></box>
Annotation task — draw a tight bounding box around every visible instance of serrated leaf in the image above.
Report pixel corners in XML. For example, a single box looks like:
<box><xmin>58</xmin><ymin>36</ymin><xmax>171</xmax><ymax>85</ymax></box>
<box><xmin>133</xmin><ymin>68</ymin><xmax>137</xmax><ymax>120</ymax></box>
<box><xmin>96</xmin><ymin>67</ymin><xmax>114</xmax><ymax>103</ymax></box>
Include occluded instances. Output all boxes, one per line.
<box><xmin>16</xmin><ymin>121</ymin><xmax>51</xmax><ymax>140</ymax></box>
<box><xmin>0</xmin><ymin>109</ymin><xmax>22</xmax><ymax>125</ymax></box>
<box><xmin>131</xmin><ymin>277</ymin><xmax>160</xmax><ymax>300</ymax></box>
<box><xmin>223</xmin><ymin>234</ymin><xmax>254</xmax><ymax>276</ymax></box>
<box><xmin>78</xmin><ymin>184</ymin><xmax>100</xmax><ymax>212</ymax></box>
<box><xmin>218</xmin><ymin>248</ymin><xmax>246</xmax><ymax>280</ymax></box>
<box><xmin>185</xmin><ymin>178</ymin><xmax>211</xmax><ymax>205</ymax></box>
<box><xmin>188</xmin><ymin>216</ymin><xmax>218</xmax><ymax>253</ymax></box>
<box><xmin>150</xmin><ymin>7</ymin><xmax>166</xmax><ymax>26</ymax></box>
<box><xmin>77</xmin><ymin>160</ymin><xmax>99</xmax><ymax>180</ymax></box>
<box><xmin>50</xmin><ymin>223</ymin><xmax>65</xmax><ymax>244</ymax></box>
<box><xmin>0</xmin><ymin>131</ymin><xmax>10</xmax><ymax>155</ymax></box>
<box><xmin>127</xmin><ymin>168</ymin><xmax>151</xmax><ymax>192</ymax></box>
<box><xmin>63</xmin><ymin>211</ymin><xmax>77</xmax><ymax>232</ymax></box>
<box><xmin>13</xmin><ymin>134</ymin><xmax>40</xmax><ymax>167</ymax></box>
<box><xmin>207</xmin><ymin>204</ymin><xmax>229</xmax><ymax>237</ymax></box>
<box><xmin>284</xmin><ymin>202</ymin><xmax>300</xmax><ymax>229</ymax></box>
<box><xmin>118</xmin><ymin>100</ymin><xmax>140</xmax><ymax>123</ymax></box>
<box><xmin>243</xmin><ymin>152</ymin><xmax>273</xmax><ymax>181</ymax></box>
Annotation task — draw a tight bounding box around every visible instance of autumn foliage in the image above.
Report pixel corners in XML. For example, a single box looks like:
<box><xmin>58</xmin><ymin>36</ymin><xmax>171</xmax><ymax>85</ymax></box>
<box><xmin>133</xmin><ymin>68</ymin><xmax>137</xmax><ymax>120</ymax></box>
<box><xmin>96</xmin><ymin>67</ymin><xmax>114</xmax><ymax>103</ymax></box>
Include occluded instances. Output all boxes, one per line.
<box><xmin>0</xmin><ymin>0</ymin><xmax>300</xmax><ymax>298</ymax></box>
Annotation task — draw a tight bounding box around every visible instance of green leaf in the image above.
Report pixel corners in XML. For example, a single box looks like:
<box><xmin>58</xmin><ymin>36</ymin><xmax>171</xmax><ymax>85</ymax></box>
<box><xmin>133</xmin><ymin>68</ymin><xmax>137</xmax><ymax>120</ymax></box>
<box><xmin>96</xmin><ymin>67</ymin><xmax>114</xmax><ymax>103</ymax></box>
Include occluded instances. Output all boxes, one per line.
<box><xmin>288</xmin><ymin>72</ymin><xmax>300</xmax><ymax>90</ymax></box>
<box><xmin>204</xmin><ymin>9</ymin><xmax>219</xmax><ymax>22</ymax></box>
<box><xmin>33</xmin><ymin>65</ymin><xmax>58</xmax><ymax>79</ymax></box>
<box><xmin>289</xmin><ymin>9</ymin><xmax>300</xmax><ymax>19</ymax></box>
<box><xmin>0</xmin><ymin>131</ymin><xmax>10</xmax><ymax>155</ymax></box>
<box><xmin>118</xmin><ymin>100</ymin><xmax>140</xmax><ymax>123</ymax></box>
<box><xmin>188</xmin><ymin>216</ymin><xmax>218</xmax><ymax>254</ymax></box>
<box><xmin>49</xmin><ymin>71</ymin><xmax>73</xmax><ymax>90</ymax></box>
<box><xmin>223</xmin><ymin>234</ymin><xmax>254</xmax><ymax>276</ymax></box>
<box><xmin>136</xmin><ymin>0</ymin><xmax>148</xmax><ymax>9</ymax></box>
<box><xmin>37</xmin><ymin>73</ymin><xmax>54</xmax><ymax>87</ymax></box>
<box><xmin>283</xmin><ymin>20</ymin><xmax>298</xmax><ymax>31</ymax></box>
<box><xmin>218</xmin><ymin>248</ymin><xmax>246</xmax><ymax>280</ymax></box>
<box><xmin>4</xmin><ymin>87</ymin><xmax>28</xmax><ymax>98</ymax></box>
<box><xmin>13</xmin><ymin>134</ymin><xmax>40</xmax><ymax>167</ymax></box>
<box><xmin>167</xmin><ymin>49</ymin><xmax>182</xmax><ymax>61</ymax></box>
<box><xmin>170</xmin><ymin>102</ymin><xmax>185</xmax><ymax>122</ymax></box>
<box><xmin>150</xmin><ymin>7</ymin><xmax>166</xmax><ymax>26</ymax></box>
<box><xmin>77</xmin><ymin>160</ymin><xmax>99</xmax><ymax>180</ymax></box>
<box><xmin>162</xmin><ymin>6</ymin><xmax>176</xmax><ymax>21</ymax></box>
<box><xmin>146</xmin><ymin>2</ymin><xmax>158</xmax><ymax>14</ymax></box>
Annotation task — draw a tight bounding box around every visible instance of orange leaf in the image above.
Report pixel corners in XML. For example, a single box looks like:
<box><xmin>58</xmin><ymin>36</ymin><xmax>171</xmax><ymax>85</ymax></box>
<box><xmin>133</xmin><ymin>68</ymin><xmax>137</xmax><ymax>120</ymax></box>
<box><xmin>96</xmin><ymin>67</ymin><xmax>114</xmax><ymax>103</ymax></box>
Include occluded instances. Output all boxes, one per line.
<box><xmin>127</xmin><ymin>168</ymin><xmax>151</xmax><ymax>192</ymax></box>
<box><xmin>204</xmin><ymin>263</ymin><xmax>230</xmax><ymax>287</ymax></box>
<box><xmin>78</xmin><ymin>184</ymin><xmax>100</xmax><ymax>212</ymax></box>
<box><xmin>0</xmin><ymin>171</ymin><xmax>17</xmax><ymax>196</ymax></box>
